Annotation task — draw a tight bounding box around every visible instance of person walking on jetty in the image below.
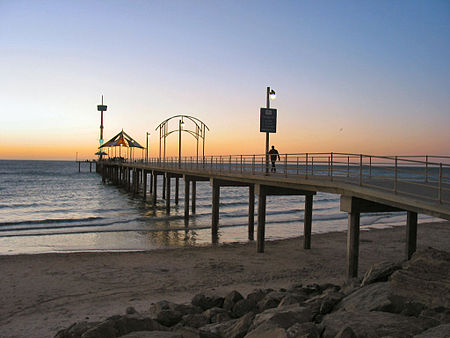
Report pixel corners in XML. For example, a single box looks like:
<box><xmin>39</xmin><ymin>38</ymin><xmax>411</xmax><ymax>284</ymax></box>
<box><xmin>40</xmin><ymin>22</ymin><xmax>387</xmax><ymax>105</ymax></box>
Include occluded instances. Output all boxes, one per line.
<box><xmin>268</xmin><ymin>145</ymin><xmax>280</xmax><ymax>172</ymax></box>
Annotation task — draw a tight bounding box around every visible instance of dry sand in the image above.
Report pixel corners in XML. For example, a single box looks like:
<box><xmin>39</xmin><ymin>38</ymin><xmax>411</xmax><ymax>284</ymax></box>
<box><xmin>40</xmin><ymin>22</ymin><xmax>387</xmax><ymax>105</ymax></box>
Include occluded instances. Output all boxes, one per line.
<box><xmin>0</xmin><ymin>221</ymin><xmax>449</xmax><ymax>337</ymax></box>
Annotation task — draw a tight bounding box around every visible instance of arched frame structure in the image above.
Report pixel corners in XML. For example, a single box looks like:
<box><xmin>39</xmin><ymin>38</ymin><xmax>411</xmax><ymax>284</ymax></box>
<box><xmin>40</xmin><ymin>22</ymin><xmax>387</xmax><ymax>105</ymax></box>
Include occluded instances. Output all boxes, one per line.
<box><xmin>155</xmin><ymin>115</ymin><xmax>209</xmax><ymax>165</ymax></box>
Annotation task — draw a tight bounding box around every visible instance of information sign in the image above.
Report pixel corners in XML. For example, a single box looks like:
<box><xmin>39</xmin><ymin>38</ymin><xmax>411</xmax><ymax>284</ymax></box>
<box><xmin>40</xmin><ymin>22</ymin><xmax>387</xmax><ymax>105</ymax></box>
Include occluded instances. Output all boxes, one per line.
<box><xmin>260</xmin><ymin>108</ymin><xmax>277</xmax><ymax>133</ymax></box>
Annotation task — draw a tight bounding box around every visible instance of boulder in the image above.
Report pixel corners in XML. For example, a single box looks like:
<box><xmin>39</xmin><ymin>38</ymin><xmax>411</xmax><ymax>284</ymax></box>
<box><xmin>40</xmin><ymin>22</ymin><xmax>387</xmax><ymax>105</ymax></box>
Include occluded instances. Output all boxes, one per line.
<box><xmin>198</xmin><ymin>319</ymin><xmax>237</xmax><ymax>338</ymax></box>
<box><xmin>257</xmin><ymin>291</ymin><xmax>286</xmax><ymax>312</ymax></box>
<box><xmin>173</xmin><ymin>326</ymin><xmax>201</xmax><ymax>338</ymax></box>
<box><xmin>191</xmin><ymin>293</ymin><xmax>224</xmax><ymax>311</ymax></box>
<box><xmin>55</xmin><ymin>321</ymin><xmax>100</xmax><ymax>338</ymax></box>
<box><xmin>286</xmin><ymin>322</ymin><xmax>321</xmax><ymax>338</ymax></box>
<box><xmin>181</xmin><ymin>313</ymin><xmax>209</xmax><ymax>328</ymax></box>
<box><xmin>278</xmin><ymin>294</ymin><xmax>307</xmax><ymax>307</ymax></box>
<box><xmin>120</xmin><ymin>332</ymin><xmax>182</xmax><ymax>338</ymax></box>
<box><xmin>203</xmin><ymin>307</ymin><xmax>231</xmax><ymax>323</ymax></box>
<box><xmin>321</xmin><ymin>310</ymin><xmax>434</xmax><ymax>338</ymax></box>
<box><xmin>413</xmin><ymin>323</ymin><xmax>450</xmax><ymax>338</ymax></box>
<box><xmin>336</xmin><ymin>283</ymin><xmax>396</xmax><ymax>313</ymax></box>
<box><xmin>153</xmin><ymin>310</ymin><xmax>183</xmax><ymax>327</ymax></box>
<box><xmin>244</xmin><ymin>325</ymin><xmax>287</xmax><ymax>338</ymax></box>
<box><xmin>231</xmin><ymin>299</ymin><xmax>257</xmax><ymax>318</ymax></box>
<box><xmin>361</xmin><ymin>261</ymin><xmax>402</xmax><ymax>286</ymax></box>
<box><xmin>334</xmin><ymin>326</ymin><xmax>357</xmax><ymax>338</ymax></box>
<box><xmin>390</xmin><ymin>248</ymin><xmax>450</xmax><ymax>309</ymax></box>
<box><xmin>246</xmin><ymin>289</ymin><xmax>270</xmax><ymax>304</ymax></box>
<box><xmin>319</xmin><ymin>292</ymin><xmax>345</xmax><ymax>315</ymax></box>
<box><xmin>222</xmin><ymin>312</ymin><xmax>255</xmax><ymax>338</ymax></box>
<box><xmin>223</xmin><ymin>291</ymin><xmax>244</xmax><ymax>311</ymax></box>
<box><xmin>250</xmin><ymin>304</ymin><xmax>313</xmax><ymax>331</ymax></box>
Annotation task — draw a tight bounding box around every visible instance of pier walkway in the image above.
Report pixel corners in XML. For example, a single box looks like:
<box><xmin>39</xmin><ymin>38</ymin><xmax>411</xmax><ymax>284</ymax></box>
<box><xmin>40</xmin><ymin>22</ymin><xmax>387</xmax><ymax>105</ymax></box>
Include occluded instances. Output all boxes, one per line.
<box><xmin>98</xmin><ymin>152</ymin><xmax>450</xmax><ymax>279</ymax></box>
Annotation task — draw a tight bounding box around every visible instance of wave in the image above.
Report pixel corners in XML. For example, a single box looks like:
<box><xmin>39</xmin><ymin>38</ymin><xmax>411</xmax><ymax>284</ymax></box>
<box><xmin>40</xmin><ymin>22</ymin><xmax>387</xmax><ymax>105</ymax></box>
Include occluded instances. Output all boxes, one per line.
<box><xmin>0</xmin><ymin>216</ymin><xmax>104</xmax><ymax>227</ymax></box>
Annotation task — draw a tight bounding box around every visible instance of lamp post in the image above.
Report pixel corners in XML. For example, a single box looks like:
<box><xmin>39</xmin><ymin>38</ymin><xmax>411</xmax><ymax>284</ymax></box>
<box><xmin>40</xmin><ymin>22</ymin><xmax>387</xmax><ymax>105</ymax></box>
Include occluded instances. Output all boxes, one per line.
<box><xmin>265</xmin><ymin>87</ymin><xmax>276</xmax><ymax>173</ymax></box>
<box><xmin>146</xmin><ymin>132</ymin><xmax>150</xmax><ymax>163</ymax></box>
<box><xmin>178</xmin><ymin>118</ymin><xmax>184</xmax><ymax>168</ymax></box>
<box><xmin>97</xmin><ymin>95</ymin><xmax>107</xmax><ymax>160</ymax></box>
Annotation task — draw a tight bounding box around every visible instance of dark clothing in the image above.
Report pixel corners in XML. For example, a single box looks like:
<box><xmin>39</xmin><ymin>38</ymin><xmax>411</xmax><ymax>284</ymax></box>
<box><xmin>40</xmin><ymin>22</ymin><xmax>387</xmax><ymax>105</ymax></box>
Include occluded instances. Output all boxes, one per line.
<box><xmin>268</xmin><ymin>148</ymin><xmax>280</xmax><ymax>172</ymax></box>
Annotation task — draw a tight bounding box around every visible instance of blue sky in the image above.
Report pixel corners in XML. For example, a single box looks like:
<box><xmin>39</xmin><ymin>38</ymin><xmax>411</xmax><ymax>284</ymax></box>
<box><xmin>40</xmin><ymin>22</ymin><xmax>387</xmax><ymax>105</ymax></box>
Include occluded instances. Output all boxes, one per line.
<box><xmin>1</xmin><ymin>0</ymin><xmax>449</xmax><ymax>159</ymax></box>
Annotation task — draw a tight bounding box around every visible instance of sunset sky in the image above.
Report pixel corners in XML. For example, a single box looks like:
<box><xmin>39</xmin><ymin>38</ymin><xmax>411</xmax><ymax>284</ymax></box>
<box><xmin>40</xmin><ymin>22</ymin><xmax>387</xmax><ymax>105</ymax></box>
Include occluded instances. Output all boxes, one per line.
<box><xmin>1</xmin><ymin>0</ymin><xmax>449</xmax><ymax>160</ymax></box>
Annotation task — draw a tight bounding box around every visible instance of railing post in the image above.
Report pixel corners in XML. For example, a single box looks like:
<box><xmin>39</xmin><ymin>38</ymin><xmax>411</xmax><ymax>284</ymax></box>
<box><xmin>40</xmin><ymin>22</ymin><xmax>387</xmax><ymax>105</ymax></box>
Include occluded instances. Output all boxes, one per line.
<box><xmin>252</xmin><ymin>155</ymin><xmax>255</xmax><ymax>174</ymax></box>
<box><xmin>369</xmin><ymin>156</ymin><xmax>372</xmax><ymax>178</ymax></box>
<box><xmin>262</xmin><ymin>157</ymin><xmax>264</xmax><ymax>172</ymax></box>
<box><xmin>305</xmin><ymin>153</ymin><xmax>308</xmax><ymax>179</ymax></box>
<box><xmin>438</xmin><ymin>163</ymin><xmax>442</xmax><ymax>203</ymax></box>
<box><xmin>394</xmin><ymin>156</ymin><xmax>398</xmax><ymax>193</ymax></box>
<box><xmin>284</xmin><ymin>154</ymin><xmax>288</xmax><ymax>177</ymax></box>
<box><xmin>240</xmin><ymin>155</ymin><xmax>243</xmax><ymax>173</ymax></box>
<box><xmin>425</xmin><ymin>155</ymin><xmax>429</xmax><ymax>183</ymax></box>
<box><xmin>359</xmin><ymin>154</ymin><xmax>363</xmax><ymax>186</ymax></box>
<box><xmin>296</xmin><ymin>157</ymin><xmax>299</xmax><ymax>175</ymax></box>
<box><xmin>347</xmin><ymin>156</ymin><xmax>350</xmax><ymax>178</ymax></box>
<box><xmin>330</xmin><ymin>152</ymin><xmax>333</xmax><ymax>181</ymax></box>
<box><xmin>220</xmin><ymin>156</ymin><xmax>222</xmax><ymax>172</ymax></box>
<box><xmin>211</xmin><ymin>156</ymin><xmax>213</xmax><ymax>169</ymax></box>
<box><xmin>311</xmin><ymin>157</ymin><xmax>314</xmax><ymax>176</ymax></box>
<box><xmin>229</xmin><ymin>155</ymin><xmax>232</xmax><ymax>172</ymax></box>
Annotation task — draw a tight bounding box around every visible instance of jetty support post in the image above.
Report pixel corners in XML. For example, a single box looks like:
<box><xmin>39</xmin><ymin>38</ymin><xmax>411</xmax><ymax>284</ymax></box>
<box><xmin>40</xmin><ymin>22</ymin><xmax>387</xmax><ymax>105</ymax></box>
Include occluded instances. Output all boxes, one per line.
<box><xmin>340</xmin><ymin>195</ymin><xmax>405</xmax><ymax>279</ymax></box>
<box><xmin>192</xmin><ymin>181</ymin><xmax>197</xmax><ymax>213</ymax></box>
<box><xmin>165</xmin><ymin>173</ymin><xmax>171</xmax><ymax>214</ymax></box>
<box><xmin>143</xmin><ymin>170</ymin><xmax>147</xmax><ymax>201</ymax></box>
<box><xmin>211</xmin><ymin>179</ymin><xmax>220</xmax><ymax>244</ymax></box>
<box><xmin>149</xmin><ymin>171</ymin><xmax>153</xmax><ymax>194</ymax></box>
<box><xmin>184</xmin><ymin>176</ymin><xmax>190</xmax><ymax>226</ymax></box>
<box><xmin>152</xmin><ymin>171</ymin><xmax>158</xmax><ymax>206</ymax></box>
<box><xmin>257</xmin><ymin>185</ymin><xmax>316</xmax><ymax>253</ymax></box>
<box><xmin>163</xmin><ymin>175</ymin><xmax>166</xmax><ymax>200</ymax></box>
<box><xmin>249</xmin><ymin>184</ymin><xmax>255</xmax><ymax>241</ymax></box>
<box><xmin>175</xmin><ymin>177</ymin><xmax>179</xmax><ymax>205</ymax></box>
<box><xmin>406</xmin><ymin>211</ymin><xmax>418</xmax><ymax>260</ymax></box>
<box><xmin>304</xmin><ymin>194</ymin><xmax>314</xmax><ymax>249</ymax></box>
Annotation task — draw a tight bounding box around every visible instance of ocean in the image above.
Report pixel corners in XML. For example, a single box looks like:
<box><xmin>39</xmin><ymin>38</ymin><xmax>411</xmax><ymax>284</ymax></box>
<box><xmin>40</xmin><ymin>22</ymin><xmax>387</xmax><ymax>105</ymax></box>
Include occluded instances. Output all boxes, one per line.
<box><xmin>0</xmin><ymin>160</ymin><xmax>440</xmax><ymax>255</ymax></box>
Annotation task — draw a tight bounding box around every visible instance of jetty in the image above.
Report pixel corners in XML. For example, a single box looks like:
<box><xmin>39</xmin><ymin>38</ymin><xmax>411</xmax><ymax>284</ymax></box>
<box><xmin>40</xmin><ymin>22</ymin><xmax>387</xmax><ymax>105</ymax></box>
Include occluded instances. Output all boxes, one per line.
<box><xmin>96</xmin><ymin>152</ymin><xmax>450</xmax><ymax>279</ymax></box>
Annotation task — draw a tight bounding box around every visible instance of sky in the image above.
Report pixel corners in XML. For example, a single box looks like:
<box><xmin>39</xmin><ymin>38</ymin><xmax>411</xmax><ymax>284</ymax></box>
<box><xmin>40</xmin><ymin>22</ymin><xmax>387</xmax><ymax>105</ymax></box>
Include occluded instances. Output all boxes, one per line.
<box><xmin>0</xmin><ymin>0</ymin><xmax>449</xmax><ymax>160</ymax></box>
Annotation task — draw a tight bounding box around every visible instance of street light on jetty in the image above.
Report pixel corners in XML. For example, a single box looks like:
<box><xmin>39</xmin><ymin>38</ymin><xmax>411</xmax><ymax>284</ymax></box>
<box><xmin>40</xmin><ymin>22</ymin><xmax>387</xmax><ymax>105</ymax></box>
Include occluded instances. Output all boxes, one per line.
<box><xmin>179</xmin><ymin>118</ymin><xmax>185</xmax><ymax>168</ymax></box>
<box><xmin>97</xmin><ymin>95</ymin><xmax>107</xmax><ymax>160</ymax></box>
<box><xmin>146</xmin><ymin>132</ymin><xmax>150</xmax><ymax>163</ymax></box>
<box><xmin>265</xmin><ymin>87</ymin><xmax>276</xmax><ymax>173</ymax></box>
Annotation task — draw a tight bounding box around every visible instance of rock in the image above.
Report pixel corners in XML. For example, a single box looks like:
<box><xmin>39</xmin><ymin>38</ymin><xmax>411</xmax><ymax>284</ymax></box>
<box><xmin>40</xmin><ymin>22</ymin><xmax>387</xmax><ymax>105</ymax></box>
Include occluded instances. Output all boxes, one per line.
<box><xmin>231</xmin><ymin>299</ymin><xmax>257</xmax><ymax>318</ymax></box>
<box><xmin>301</xmin><ymin>284</ymin><xmax>322</xmax><ymax>296</ymax></box>
<box><xmin>250</xmin><ymin>304</ymin><xmax>313</xmax><ymax>331</ymax></box>
<box><xmin>203</xmin><ymin>307</ymin><xmax>231</xmax><ymax>323</ymax></box>
<box><xmin>223</xmin><ymin>291</ymin><xmax>244</xmax><ymax>311</ymax></box>
<box><xmin>319</xmin><ymin>292</ymin><xmax>345</xmax><ymax>315</ymax></box>
<box><xmin>181</xmin><ymin>313</ymin><xmax>209</xmax><ymax>328</ymax></box>
<box><xmin>390</xmin><ymin>248</ymin><xmax>450</xmax><ymax>309</ymax></box>
<box><xmin>334</xmin><ymin>326</ymin><xmax>357</xmax><ymax>338</ymax></box>
<box><xmin>419</xmin><ymin>307</ymin><xmax>450</xmax><ymax>326</ymax></box>
<box><xmin>336</xmin><ymin>282</ymin><xmax>399</xmax><ymax>313</ymax></box>
<box><xmin>172</xmin><ymin>303</ymin><xmax>203</xmax><ymax>316</ymax></box>
<box><xmin>191</xmin><ymin>293</ymin><xmax>224</xmax><ymax>311</ymax></box>
<box><xmin>120</xmin><ymin>332</ymin><xmax>182</xmax><ymax>338</ymax></box>
<box><xmin>55</xmin><ymin>321</ymin><xmax>100</xmax><ymax>338</ymax></box>
<box><xmin>244</xmin><ymin>324</ymin><xmax>287</xmax><ymax>338</ymax></box>
<box><xmin>246</xmin><ymin>289</ymin><xmax>270</xmax><ymax>304</ymax></box>
<box><xmin>286</xmin><ymin>322</ymin><xmax>321</xmax><ymax>338</ymax></box>
<box><xmin>80</xmin><ymin>314</ymin><xmax>167</xmax><ymax>338</ymax></box>
<box><xmin>173</xmin><ymin>326</ymin><xmax>201</xmax><ymax>338</ymax></box>
<box><xmin>126</xmin><ymin>307</ymin><xmax>138</xmax><ymax>315</ymax></box>
<box><xmin>222</xmin><ymin>312</ymin><xmax>255</xmax><ymax>338</ymax></box>
<box><xmin>278</xmin><ymin>294</ymin><xmax>307</xmax><ymax>307</ymax></box>
<box><xmin>413</xmin><ymin>323</ymin><xmax>450</xmax><ymax>338</ymax></box>
<box><xmin>257</xmin><ymin>291</ymin><xmax>286</xmax><ymax>312</ymax></box>
<box><xmin>154</xmin><ymin>309</ymin><xmax>183</xmax><ymax>327</ymax></box>
<box><xmin>198</xmin><ymin>319</ymin><xmax>237</xmax><ymax>338</ymax></box>
<box><xmin>321</xmin><ymin>310</ymin><xmax>434</xmax><ymax>338</ymax></box>
<box><xmin>361</xmin><ymin>261</ymin><xmax>402</xmax><ymax>286</ymax></box>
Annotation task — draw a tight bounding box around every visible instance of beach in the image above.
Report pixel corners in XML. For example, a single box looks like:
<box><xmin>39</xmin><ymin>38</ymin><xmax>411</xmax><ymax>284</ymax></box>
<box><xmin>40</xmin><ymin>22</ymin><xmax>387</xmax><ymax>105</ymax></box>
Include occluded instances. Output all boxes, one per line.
<box><xmin>0</xmin><ymin>220</ymin><xmax>448</xmax><ymax>337</ymax></box>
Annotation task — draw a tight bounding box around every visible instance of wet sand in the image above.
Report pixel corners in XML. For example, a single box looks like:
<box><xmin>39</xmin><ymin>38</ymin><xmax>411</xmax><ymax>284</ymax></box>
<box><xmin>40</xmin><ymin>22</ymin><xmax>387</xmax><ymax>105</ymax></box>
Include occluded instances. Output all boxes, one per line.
<box><xmin>0</xmin><ymin>221</ymin><xmax>449</xmax><ymax>337</ymax></box>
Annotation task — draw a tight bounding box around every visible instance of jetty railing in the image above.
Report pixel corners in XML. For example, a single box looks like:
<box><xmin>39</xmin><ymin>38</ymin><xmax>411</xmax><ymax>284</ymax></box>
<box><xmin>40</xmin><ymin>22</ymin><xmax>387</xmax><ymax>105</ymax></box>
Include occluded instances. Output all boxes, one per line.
<box><xmin>134</xmin><ymin>153</ymin><xmax>450</xmax><ymax>205</ymax></box>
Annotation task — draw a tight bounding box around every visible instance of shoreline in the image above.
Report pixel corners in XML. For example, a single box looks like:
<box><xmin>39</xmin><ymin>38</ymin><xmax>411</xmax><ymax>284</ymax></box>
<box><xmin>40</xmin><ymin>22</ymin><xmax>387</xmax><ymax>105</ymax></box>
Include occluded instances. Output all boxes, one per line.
<box><xmin>0</xmin><ymin>220</ymin><xmax>448</xmax><ymax>337</ymax></box>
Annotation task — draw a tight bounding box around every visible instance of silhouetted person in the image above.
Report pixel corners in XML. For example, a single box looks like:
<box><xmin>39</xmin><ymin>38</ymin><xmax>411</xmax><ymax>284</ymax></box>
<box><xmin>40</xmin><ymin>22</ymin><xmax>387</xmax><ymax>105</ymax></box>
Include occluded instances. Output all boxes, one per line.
<box><xmin>268</xmin><ymin>146</ymin><xmax>280</xmax><ymax>172</ymax></box>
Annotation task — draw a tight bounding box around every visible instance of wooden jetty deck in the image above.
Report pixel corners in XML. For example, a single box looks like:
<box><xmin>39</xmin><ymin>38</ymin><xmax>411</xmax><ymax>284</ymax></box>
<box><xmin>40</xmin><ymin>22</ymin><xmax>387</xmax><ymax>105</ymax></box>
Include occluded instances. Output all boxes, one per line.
<box><xmin>97</xmin><ymin>152</ymin><xmax>450</xmax><ymax>279</ymax></box>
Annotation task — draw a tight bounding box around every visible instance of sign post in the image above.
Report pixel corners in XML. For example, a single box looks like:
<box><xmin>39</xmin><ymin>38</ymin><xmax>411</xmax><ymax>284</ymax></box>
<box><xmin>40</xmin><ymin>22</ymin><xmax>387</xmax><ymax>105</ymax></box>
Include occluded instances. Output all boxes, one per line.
<box><xmin>260</xmin><ymin>87</ymin><xmax>277</xmax><ymax>174</ymax></box>
<box><xmin>97</xmin><ymin>96</ymin><xmax>107</xmax><ymax>160</ymax></box>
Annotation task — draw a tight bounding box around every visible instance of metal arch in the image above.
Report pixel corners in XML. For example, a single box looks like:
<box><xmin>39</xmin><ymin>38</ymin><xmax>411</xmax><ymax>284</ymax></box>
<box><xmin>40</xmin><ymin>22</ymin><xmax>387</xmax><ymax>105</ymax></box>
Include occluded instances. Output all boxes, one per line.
<box><xmin>155</xmin><ymin>114</ymin><xmax>209</xmax><ymax>164</ymax></box>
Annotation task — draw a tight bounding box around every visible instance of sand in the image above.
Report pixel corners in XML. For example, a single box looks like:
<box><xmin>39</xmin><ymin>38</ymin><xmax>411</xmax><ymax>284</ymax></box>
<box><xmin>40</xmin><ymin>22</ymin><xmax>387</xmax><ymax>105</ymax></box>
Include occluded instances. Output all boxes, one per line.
<box><xmin>0</xmin><ymin>221</ymin><xmax>449</xmax><ymax>337</ymax></box>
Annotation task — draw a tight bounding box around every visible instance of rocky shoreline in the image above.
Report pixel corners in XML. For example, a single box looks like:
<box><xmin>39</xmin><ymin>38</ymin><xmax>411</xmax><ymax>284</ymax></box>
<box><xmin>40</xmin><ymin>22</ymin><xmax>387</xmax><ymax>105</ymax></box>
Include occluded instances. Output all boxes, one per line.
<box><xmin>55</xmin><ymin>247</ymin><xmax>450</xmax><ymax>338</ymax></box>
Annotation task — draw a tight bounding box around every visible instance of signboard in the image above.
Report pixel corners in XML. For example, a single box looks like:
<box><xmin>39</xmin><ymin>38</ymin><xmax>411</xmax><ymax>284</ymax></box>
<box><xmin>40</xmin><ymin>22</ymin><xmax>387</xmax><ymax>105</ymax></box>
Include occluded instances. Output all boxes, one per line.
<box><xmin>97</xmin><ymin>105</ymin><xmax>107</xmax><ymax>111</ymax></box>
<box><xmin>260</xmin><ymin>108</ymin><xmax>277</xmax><ymax>133</ymax></box>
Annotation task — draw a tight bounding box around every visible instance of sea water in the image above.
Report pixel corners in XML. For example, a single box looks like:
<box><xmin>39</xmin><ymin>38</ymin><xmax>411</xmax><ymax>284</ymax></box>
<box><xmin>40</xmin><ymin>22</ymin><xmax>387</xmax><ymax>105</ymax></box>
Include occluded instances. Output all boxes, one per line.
<box><xmin>0</xmin><ymin>160</ymin><xmax>440</xmax><ymax>255</ymax></box>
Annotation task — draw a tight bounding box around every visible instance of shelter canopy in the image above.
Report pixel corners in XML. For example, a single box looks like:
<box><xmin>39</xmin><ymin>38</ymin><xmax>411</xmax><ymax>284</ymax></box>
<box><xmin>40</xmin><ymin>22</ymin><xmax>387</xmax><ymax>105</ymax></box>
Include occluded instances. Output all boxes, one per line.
<box><xmin>100</xmin><ymin>130</ymin><xmax>144</xmax><ymax>149</ymax></box>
